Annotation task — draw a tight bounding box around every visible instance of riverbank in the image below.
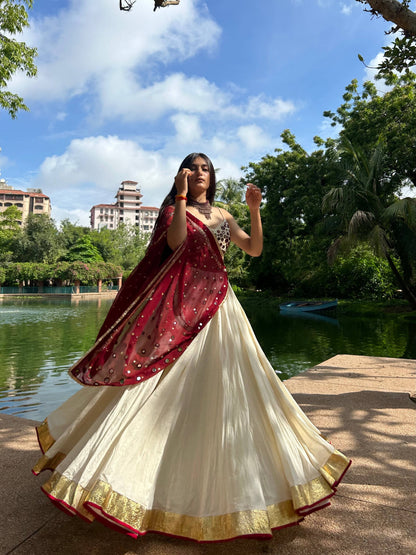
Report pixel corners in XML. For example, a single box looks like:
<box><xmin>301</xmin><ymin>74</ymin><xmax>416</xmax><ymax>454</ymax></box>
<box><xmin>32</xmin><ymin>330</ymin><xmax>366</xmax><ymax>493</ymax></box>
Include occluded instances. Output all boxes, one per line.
<box><xmin>0</xmin><ymin>354</ymin><xmax>414</xmax><ymax>554</ymax></box>
<box><xmin>237</xmin><ymin>289</ymin><xmax>416</xmax><ymax>320</ymax></box>
<box><xmin>0</xmin><ymin>290</ymin><xmax>118</xmax><ymax>301</ymax></box>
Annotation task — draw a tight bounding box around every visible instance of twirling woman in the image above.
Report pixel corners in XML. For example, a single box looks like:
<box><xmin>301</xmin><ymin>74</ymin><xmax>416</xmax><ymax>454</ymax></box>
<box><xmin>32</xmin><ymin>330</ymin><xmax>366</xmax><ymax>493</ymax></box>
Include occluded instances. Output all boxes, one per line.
<box><xmin>33</xmin><ymin>153</ymin><xmax>350</xmax><ymax>542</ymax></box>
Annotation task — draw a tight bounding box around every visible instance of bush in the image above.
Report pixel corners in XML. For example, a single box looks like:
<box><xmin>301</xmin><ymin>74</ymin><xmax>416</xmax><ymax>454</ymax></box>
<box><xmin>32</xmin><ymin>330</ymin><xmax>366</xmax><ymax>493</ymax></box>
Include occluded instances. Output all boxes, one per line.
<box><xmin>293</xmin><ymin>245</ymin><xmax>396</xmax><ymax>300</ymax></box>
<box><xmin>332</xmin><ymin>246</ymin><xmax>396</xmax><ymax>300</ymax></box>
<box><xmin>1</xmin><ymin>262</ymin><xmax>123</xmax><ymax>286</ymax></box>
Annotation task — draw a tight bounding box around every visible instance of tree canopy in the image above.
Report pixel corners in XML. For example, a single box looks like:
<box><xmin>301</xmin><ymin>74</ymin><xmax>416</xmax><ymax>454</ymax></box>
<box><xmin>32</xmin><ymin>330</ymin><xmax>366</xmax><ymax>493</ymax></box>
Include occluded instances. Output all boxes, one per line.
<box><xmin>241</xmin><ymin>75</ymin><xmax>416</xmax><ymax>305</ymax></box>
<box><xmin>0</xmin><ymin>0</ymin><xmax>37</xmax><ymax>118</ymax></box>
<box><xmin>357</xmin><ymin>1</ymin><xmax>416</xmax><ymax>78</ymax></box>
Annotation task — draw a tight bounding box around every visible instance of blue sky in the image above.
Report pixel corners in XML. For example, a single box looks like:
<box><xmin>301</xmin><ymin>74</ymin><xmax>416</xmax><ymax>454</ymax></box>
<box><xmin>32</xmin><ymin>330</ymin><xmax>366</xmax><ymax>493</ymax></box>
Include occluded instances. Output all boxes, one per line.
<box><xmin>0</xmin><ymin>0</ymin><xmax>394</xmax><ymax>225</ymax></box>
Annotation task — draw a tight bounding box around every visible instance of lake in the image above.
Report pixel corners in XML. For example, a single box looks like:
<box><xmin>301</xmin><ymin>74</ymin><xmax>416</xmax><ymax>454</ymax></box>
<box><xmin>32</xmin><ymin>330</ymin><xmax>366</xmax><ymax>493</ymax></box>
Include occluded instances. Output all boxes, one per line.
<box><xmin>0</xmin><ymin>296</ymin><xmax>415</xmax><ymax>421</ymax></box>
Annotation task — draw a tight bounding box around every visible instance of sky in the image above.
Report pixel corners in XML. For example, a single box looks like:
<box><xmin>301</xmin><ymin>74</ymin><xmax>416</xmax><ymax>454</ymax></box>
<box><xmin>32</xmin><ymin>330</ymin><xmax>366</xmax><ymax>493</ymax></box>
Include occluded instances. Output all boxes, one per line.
<box><xmin>0</xmin><ymin>0</ymin><xmax>400</xmax><ymax>226</ymax></box>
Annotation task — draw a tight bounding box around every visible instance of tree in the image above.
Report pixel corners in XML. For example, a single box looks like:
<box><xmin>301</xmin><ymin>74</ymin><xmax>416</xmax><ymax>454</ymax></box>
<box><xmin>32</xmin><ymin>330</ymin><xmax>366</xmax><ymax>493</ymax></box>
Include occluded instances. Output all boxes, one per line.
<box><xmin>323</xmin><ymin>138</ymin><xmax>416</xmax><ymax>308</ymax></box>
<box><xmin>214</xmin><ymin>178</ymin><xmax>251</xmax><ymax>286</ymax></box>
<box><xmin>59</xmin><ymin>219</ymin><xmax>90</xmax><ymax>251</ymax></box>
<box><xmin>0</xmin><ymin>204</ymin><xmax>22</xmax><ymax>262</ymax></box>
<box><xmin>242</xmin><ymin>131</ymin><xmax>339</xmax><ymax>291</ymax></box>
<box><xmin>356</xmin><ymin>1</ymin><xmax>416</xmax><ymax>78</ymax></box>
<box><xmin>0</xmin><ymin>0</ymin><xmax>37</xmax><ymax>118</ymax></box>
<box><xmin>91</xmin><ymin>223</ymin><xmax>149</xmax><ymax>270</ymax></box>
<box><xmin>15</xmin><ymin>213</ymin><xmax>62</xmax><ymax>263</ymax></box>
<box><xmin>119</xmin><ymin>0</ymin><xmax>180</xmax><ymax>12</ymax></box>
<box><xmin>110</xmin><ymin>223</ymin><xmax>149</xmax><ymax>270</ymax></box>
<box><xmin>323</xmin><ymin>74</ymin><xmax>416</xmax><ymax>189</ymax></box>
<box><xmin>358</xmin><ymin>0</ymin><xmax>416</xmax><ymax>36</ymax></box>
<box><xmin>63</xmin><ymin>235</ymin><xmax>104</xmax><ymax>263</ymax></box>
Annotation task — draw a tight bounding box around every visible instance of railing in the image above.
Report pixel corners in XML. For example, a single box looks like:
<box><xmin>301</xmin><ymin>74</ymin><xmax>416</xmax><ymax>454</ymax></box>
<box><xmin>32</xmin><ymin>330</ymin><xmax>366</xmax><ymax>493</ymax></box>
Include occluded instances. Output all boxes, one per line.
<box><xmin>0</xmin><ymin>285</ymin><xmax>119</xmax><ymax>295</ymax></box>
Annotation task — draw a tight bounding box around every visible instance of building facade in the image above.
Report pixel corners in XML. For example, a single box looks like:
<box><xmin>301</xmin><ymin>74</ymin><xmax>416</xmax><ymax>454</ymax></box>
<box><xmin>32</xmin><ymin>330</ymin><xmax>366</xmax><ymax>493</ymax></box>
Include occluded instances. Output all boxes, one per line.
<box><xmin>0</xmin><ymin>180</ymin><xmax>51</xmax><ymax>225</ymax></box>
<box><xmin>90</xmin><ymin>180</ymin><xmax>159</xmax><ymax>233</ymax></box>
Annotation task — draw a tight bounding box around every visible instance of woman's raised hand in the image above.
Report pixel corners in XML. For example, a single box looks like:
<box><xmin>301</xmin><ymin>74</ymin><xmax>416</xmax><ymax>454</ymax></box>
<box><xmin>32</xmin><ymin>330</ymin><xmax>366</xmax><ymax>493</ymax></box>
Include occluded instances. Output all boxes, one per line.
<box><xmin>175</xmin><ymin>168</ymin><xmax>192</xmax><ymax>196</ymax></box>
<box><xmin>245</xmin><ymin>183</ymin><xmax>262</xmax><ymax>211</ymax></box>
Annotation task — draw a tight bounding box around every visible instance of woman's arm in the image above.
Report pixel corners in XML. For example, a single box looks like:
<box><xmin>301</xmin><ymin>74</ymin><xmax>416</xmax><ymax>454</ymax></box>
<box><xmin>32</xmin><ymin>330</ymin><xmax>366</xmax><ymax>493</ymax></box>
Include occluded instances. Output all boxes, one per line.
<box><xmin>166</xmin><ymin>169</ymin><xmax>190</xmax><ymax>250</ymax></box>
<box><xmin>226</xmin><ymin>184</ymin><xmax>263</xmax><ymax>257</ymax></box>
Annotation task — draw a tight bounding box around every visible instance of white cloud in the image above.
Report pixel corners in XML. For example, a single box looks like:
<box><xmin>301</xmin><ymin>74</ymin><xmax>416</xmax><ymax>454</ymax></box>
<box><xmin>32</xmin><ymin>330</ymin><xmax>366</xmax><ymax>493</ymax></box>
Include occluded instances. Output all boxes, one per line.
<box><xmin>245</xmin><ymin>95</ymin><xmax>296</xmax><ymax>120</ymax></box>
<box><xmin>11</xmin><ymin>0</ymin><xmax>297</xmax><ymax>126</ymax></box>
<box><xmin>171</xmin><ymin>114</ymin><xmax>202</xmax><ymax>144</ymax></box>
<box><xmin>11</xmin><ymin>0</ymin><xmax>221</xmax><ymax>105</ymax></box>
<box><xmin>95</xmin><ymin>72</ymin><xmax>297</xmax><ymax>123</ymax></box>
<box><xmin>0</xmin><ymin>152</ymin><xmax>10</xmax><ymax>175</ymax></box>
<box><xmin>51</xmin><ymin>206</ymin><xmax>91</xmax><ymax>227</ymax></box>
<box><xmin>341</xmin><ymin>4</ymin><xmax>352</xmax><ymax>15</ymax></box>
<box><xmin>34</xmin><ymin>130</ymin><xmax>276</xmax><ymax>224</ymax></box>
<box><xmin>237</xmin><ymin>125</ymin><xmax>272</xmax><ymax>152</ymax></box>
<box><xmin>97</xmin><ymin>72</ymin><xmax>230</xmax><ymax>121</ymax></box>
<box><xmin>55</xmin><ymin>112</ymin><xmax>67</xmax><ymax>122</ymax></box>
<box><xmin>35</xmin><ymin>135</ymin><xmax>183</xmax><ymax>218</ymax></box>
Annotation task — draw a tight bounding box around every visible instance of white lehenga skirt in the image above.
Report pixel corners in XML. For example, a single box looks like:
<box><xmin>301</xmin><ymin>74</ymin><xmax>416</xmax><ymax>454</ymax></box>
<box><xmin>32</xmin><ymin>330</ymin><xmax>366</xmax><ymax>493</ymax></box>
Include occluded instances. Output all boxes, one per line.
<box><xmin>33</xmin><ymin>287</ymin><xmax>350</xmax><ymax>542</ymax></box>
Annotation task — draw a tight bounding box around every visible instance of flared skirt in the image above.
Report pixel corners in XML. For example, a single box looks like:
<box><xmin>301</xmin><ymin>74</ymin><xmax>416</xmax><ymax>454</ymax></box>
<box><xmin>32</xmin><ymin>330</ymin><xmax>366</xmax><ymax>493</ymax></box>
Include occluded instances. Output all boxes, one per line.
<box><xmin>33</xmin><ymin>287</ymin><xmax>350</xmax><ymax>541</ymax></box>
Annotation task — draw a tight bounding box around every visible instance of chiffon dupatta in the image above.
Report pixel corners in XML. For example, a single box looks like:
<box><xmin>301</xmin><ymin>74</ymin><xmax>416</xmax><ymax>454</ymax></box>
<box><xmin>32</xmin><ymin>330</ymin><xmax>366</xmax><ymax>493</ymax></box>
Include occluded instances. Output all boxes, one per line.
<box><xmin>69</xmin><ymin>207</ymin><xmax>228</xmax><ymax>387</ymax></box>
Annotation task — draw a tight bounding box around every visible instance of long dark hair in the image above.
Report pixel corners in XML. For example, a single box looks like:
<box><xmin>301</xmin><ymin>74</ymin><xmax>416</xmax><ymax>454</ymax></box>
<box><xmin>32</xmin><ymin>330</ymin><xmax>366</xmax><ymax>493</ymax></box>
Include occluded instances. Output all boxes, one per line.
<box><xmin>159</xmin><ymin>153</ymin><xmax>216</xmax><ymax>214</ymax></box>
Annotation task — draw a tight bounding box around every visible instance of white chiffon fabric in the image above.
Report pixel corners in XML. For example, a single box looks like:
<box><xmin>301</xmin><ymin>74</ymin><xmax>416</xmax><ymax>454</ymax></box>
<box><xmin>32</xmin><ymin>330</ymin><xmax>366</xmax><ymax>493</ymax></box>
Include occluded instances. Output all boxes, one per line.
<box><xmin>34</xmin><ymin>286</ymin><xmax>350</xmax><ymax>541</ymax></box>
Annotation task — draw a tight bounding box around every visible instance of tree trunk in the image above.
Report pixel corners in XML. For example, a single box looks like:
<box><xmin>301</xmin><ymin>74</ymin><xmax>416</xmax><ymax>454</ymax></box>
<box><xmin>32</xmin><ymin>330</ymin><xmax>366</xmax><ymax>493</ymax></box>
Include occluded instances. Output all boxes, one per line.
<box><xmin>385</xmin><ymin>251</ymin><xmax>416</xmax><ymax>309</ymax></box>
<box><xmin>74</xmin><ymin>280</ymin><xmax>80</xmax><ymax>294</ymax></box>
<box><xmin>364</xmin><ymin>0</ymin><xmax>416</xmax><ymax>36</ymax></box>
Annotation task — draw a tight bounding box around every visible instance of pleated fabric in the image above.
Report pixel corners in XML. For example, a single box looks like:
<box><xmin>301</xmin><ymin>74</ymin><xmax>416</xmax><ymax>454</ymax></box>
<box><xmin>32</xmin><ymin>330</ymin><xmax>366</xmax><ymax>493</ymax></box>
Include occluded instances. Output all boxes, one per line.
<box><xmin>33</xmin><ymin>287</ymin><xmax>350</xmax><ymax>542</ymax></box>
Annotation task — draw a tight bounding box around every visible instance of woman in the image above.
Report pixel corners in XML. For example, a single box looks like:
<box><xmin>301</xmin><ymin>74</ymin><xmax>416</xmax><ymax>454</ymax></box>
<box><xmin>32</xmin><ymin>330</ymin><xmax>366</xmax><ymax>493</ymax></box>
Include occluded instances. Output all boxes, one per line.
<box><xmin>33</xmin><ymin>153</ymin><xmax>350</xmax><ymax>542</ymax></box>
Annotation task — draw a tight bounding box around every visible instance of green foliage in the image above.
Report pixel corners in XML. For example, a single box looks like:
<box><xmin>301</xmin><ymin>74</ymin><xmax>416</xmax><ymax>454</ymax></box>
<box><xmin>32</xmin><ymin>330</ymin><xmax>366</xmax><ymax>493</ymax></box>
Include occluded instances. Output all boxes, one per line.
<box><xmin>242</xmin><ymin>131</ymin><xmax>338</xmax><ymax>291</ymax></box>
<box><xmin>215</xmin><ymin>178</ymin><xmax>252</xmax><ymax>286</ymax></box>
<box><xmin>3</xmin><ymin>261</ymin><xmax>51</xmax><ymax>283</ymax></box>
<box><xmin>110</xmin><ymin>224</ymin><xmax>149</xmax><ymax>270</ymax></box>
<box><xmin>2</xmin><ymin>261</ymin><xmax>122</xmax><ymax>285</ymax></box>
<box><xmin>14</xmin><ymin>213</ymin><xmax>62</xmax><ymax>263</ymax></box>
<box><xmin>63</xmin><ymin>235</ymin><xmax>104</xmax><ymax>263</ymax></box>
<box><xmin>332</xmin><ymin>245</ymin><xmax>396</xmax><ymax>300</ymax></box>
<box><xmin>0</xmin><ymin>204</ymin><xmax>22</xmax><ymax>262</ymax></box>
<box><xmin>322</xmin><ymin>138</ymin><xmax>416</xmax><ymax>307</ymax></box>
<box><xmin>88</xmin><ymin>224</ymin><xmax>149</xmax><ymax>270</ymax></box>
<box><xmin>356</xmin><ymin>1</ymin><xmax>416</xmax><ymax>80</ymax></box>
<box><xmin>0</xmin><ymin>0</ymin><xmax>37</xmax><ymax>118</ymax></box>
<box><xmin>59</xmin><ymin>219</ymin><xmax>90</xmax><ymax>250</ymax></box>
<box><xmin>323</xmin><ymin>74</ymin><xmax>416</xmax><ymax>189</ymax></box>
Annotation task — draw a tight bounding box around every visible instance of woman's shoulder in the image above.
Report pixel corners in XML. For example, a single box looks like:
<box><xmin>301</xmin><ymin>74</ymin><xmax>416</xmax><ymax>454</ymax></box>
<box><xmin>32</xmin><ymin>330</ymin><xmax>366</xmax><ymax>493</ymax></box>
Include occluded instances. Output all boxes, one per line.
<box><xmin>215</xmin><ymin>206</ymin><xmax>233</xmax><ymax>221</ymax></box>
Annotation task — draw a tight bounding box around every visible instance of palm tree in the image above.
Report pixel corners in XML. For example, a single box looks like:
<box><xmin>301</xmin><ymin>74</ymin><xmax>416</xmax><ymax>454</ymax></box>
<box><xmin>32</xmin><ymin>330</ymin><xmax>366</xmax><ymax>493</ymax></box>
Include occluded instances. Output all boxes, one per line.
<box><xmin>322</xmin><ymin>138</ymin><xmax>416</xmax><ymax>309</ymax></box>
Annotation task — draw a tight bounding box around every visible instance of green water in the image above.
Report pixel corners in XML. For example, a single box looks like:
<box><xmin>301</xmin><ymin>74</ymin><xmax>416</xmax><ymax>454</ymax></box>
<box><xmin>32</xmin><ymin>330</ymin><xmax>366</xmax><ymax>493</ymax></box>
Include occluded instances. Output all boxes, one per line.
<box><xmin>0</xmin><ymin>297</ymin><xmax>415</xmax><ymax>421</ymax></box>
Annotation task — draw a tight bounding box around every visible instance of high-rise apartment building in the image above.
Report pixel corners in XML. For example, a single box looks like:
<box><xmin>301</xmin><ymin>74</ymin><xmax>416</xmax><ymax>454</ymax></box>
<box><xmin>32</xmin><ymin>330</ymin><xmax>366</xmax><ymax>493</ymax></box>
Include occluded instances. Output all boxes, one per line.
<box><xmin>0</xmin><ymin>180</ymin><xmax>51</xmax><ymax>225</ymax></box>
<box><xmin>90</xmin><ymin>180</ymin><xmax>159</xmax><ymax>233</ymax></box>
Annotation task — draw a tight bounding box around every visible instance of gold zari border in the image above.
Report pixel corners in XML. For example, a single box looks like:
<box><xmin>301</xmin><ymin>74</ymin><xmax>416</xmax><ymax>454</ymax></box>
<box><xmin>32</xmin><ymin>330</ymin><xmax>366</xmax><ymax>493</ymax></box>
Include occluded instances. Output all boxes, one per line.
<box><xmin>37</xmin><ymin>450</ymin><xmax>350</xmax><ymax>542</ymax></box>
<box><xmin>36</xmin><ymin>419</ymin><xmax>55</xmax><ymax>453</ymax></box>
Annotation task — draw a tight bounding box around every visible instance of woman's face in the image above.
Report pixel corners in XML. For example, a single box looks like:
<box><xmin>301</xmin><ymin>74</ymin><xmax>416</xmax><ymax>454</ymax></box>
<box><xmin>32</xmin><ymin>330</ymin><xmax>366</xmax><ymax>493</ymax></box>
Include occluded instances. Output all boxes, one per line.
<box><xmin>187</xmin><ymin>156</ymin><xmax>211</xmax><ymax>200</ymax></box>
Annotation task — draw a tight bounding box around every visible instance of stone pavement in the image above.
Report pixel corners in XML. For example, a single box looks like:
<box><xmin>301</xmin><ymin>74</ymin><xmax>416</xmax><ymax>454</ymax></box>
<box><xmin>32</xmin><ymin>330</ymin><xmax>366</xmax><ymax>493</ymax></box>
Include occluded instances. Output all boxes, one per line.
<box><xmin>1</xmin><ymin>354</ymin><xmax>415</xmax><ymax>555</ymax></box>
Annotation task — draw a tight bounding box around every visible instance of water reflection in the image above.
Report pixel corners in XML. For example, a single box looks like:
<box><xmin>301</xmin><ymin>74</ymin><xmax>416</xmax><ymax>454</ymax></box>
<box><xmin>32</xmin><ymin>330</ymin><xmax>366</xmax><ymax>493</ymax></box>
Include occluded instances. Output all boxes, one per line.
<box><xmin>242</xmin><ymin>301</ymin><xmax>416</xmax><ymax>381</ymax></box>
<box><xmin>0</xmin><ymin>298</ymin><xmax>112</xmax><ymax>420</ymax></box>
<box><xmin>0</xmin><ymin>297</ymin><xmax>415</xmax><ymax>420</ymax></box>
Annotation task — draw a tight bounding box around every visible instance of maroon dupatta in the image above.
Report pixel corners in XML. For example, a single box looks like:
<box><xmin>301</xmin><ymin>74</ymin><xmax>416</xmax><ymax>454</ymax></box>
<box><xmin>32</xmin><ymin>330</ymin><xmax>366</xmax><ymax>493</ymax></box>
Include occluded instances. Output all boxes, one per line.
<box><xmin>69</xmin><ymin>207</ymin><xmax>228</xmax><ymax>386</ymax></box>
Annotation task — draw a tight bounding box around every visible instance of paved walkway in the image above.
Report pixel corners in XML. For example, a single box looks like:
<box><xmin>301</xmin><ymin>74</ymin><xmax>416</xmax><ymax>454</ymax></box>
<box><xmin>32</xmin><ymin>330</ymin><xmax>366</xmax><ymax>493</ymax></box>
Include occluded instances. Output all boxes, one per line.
<box><xmin>1</xmin><ymin>355</ymin><xmax>415</xmax><ymax>555</ymax></box>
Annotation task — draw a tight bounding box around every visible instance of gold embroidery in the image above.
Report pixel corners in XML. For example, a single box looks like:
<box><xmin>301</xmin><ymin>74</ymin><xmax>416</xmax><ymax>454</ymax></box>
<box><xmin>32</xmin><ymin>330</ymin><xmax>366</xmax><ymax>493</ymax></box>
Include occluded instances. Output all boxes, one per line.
<box><xmin>42</xmin><ymin>473</ymin><xmax>94</xmax><ymax>521</ymax></box>
<box><xmin>36</xmin><ymin>419</ymin><xmax>55</xmax><ymax>453</ymax></box>
<box><xmin>32</xmin><ymin>451</ymin><xmax>66</xmax><ymax>475</ymax></box>
<box><xmin>41</xmin><ymin>473</ymin><xmax>302</xmax><ymax>540</ymax></box>
<box><xmin>290</xmin><ymin>476</ymin><xmax>333</xmax><ymax>510</ymax></box>
<box><xmin>321</xmin><ymin>449</ymin><xmax>350</xmax><ymax>485</ymax></box>
<box><xmin>32</xmin><ymin>418</ymin><xmax>68</xmax><ymax>475</ymax></box>
<box><xmin>36</xmin><ymin>447</ymin><xmax>350</xmax><ymax>542</ymax></box>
